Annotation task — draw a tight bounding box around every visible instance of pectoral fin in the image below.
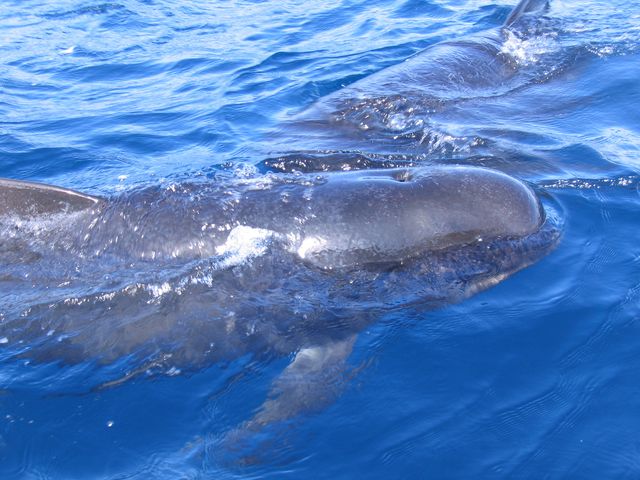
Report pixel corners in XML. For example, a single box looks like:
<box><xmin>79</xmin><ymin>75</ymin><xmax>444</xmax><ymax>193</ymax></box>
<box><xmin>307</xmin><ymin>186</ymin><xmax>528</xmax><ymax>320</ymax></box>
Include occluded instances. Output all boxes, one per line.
<box><xmin>221</xmin><ymin>335</ymin><xmax>359</xmax><ymax>465</ymax></box>
<box><xmin>250</xmin><ymin>334</ymin><xmax>357</xmax><ymax>428</ymax></box>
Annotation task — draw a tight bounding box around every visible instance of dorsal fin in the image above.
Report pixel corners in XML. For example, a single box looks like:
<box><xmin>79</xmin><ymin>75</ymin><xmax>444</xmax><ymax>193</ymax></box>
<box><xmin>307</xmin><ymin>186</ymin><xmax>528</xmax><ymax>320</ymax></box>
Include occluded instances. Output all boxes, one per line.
<box><xmin>0</xmin><ymin>178</ymin><xmax>101</xmax><ymax>217</ymax></box>
<box><xmin>504</xmin><ymin>0</ymin><xmax>549</xmax><ymax>27</ymax></box>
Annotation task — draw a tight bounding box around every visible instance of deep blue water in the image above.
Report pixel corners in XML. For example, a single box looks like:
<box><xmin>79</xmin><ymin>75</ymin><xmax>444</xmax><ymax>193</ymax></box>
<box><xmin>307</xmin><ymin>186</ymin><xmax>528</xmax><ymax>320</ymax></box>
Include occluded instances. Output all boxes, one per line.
<box><xmin>1</xmin><ymin>0</ymin><xmax>640</xmax><ymax>478</ymax></box>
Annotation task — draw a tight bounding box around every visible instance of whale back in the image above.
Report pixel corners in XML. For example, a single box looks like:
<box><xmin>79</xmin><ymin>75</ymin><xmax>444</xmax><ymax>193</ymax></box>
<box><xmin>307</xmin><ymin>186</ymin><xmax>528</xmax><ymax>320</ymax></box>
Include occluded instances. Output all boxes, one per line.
<box><xmin>0</xmin><ymin>178</ymin><xmax>101</xmax><ymax>217</ymax></box>
<box><xmin>0</xmin><ymin>168</ymin><xmax>544</xmax><ymax>271</ymax></box>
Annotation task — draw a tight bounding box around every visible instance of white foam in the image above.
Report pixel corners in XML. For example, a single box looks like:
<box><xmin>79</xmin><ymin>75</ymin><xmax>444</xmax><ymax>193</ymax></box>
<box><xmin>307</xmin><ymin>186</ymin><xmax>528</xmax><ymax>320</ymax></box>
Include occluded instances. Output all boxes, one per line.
<box><xmin>146</xmin><ymin>282</ymin><xmax>172</xmax><ymax>298</ymax></box>
<box><xmin>296</xmin><ymin>235</ymin><xmax>327</xmax><ymax>260</ymax></box>
<box><xmin>501</xmin><ymin>30</ymin><xmax>558</xmax><ymax>66</ymax></box>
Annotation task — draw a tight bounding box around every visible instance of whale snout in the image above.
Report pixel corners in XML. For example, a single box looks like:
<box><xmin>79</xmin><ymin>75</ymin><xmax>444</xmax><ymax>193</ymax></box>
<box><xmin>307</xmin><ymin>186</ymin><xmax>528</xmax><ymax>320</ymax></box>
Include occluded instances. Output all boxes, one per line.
<box><xmin>409</xmin><ymin>166</ymin><xmax>544</xmax><ymax>239</ymax></box>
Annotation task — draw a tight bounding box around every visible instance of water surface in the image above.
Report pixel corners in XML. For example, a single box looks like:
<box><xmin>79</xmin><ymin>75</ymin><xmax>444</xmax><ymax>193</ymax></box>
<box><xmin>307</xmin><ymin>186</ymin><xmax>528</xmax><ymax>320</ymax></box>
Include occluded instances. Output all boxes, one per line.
<box><xmin>1</xmin><ymin>0</ymin><xmax>640</xmax><ymax>478</ymax></box>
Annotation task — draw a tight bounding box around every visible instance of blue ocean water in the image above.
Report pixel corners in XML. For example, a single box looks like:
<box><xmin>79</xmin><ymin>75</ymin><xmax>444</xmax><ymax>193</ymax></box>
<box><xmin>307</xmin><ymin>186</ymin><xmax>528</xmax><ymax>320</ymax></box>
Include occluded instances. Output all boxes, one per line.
<box><xmin>1</xmin><ymin>0</ymin><xmax>640</xmax><ymax>478</ymax></box>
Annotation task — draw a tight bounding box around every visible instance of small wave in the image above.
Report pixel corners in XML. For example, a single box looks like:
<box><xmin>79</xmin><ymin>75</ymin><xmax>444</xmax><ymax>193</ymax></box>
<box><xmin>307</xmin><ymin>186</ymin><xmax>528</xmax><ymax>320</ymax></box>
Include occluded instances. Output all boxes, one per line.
<box><xmin>39</xmin><ymin>3</ymin><xmax>130</xmax><ymax>20</ymax></box>
<box><xmin>594</xmin><ymin>127</ymin><xmax>640</xmax><ymax>170</ymax></box>
<box><xmin>538</xmin><ymin>175</ymin><xmax>640</xmax><ymax>191</ymax></box>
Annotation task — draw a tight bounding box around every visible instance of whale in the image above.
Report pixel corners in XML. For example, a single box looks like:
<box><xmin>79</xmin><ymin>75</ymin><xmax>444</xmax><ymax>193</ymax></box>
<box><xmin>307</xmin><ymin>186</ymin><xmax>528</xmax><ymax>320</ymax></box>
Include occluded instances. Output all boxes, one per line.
<box><xmin>0</xmin><ymin>165</ymin><xmax>558</xmax><ymax>438</ymax></box>
<box><xmin>282</xmin><ymin>0</ymin><xmax>551</xmax><ymax>154</ymax></box>
<box><xmin>0</xmin><ymin>0</ymin><xmax>561</xmax><ymax>456</ymax></box>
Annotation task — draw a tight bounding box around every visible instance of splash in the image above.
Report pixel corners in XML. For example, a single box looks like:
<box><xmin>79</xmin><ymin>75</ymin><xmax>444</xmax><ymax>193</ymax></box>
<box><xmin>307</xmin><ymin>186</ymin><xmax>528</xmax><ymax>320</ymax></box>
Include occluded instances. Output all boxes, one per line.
<box><xmin>500</xmin><ymin>29</ymin><xmax>559</xmax><ymax>66</ymax></box>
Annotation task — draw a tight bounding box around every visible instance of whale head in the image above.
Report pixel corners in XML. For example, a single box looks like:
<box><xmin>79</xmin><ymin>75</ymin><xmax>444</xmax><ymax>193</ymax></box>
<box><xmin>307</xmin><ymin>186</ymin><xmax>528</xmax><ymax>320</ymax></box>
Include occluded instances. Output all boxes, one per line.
<box><xmin>294</xmin><ymin>166</ymin><xmax>544</xmax><ymax>269</ymax></box>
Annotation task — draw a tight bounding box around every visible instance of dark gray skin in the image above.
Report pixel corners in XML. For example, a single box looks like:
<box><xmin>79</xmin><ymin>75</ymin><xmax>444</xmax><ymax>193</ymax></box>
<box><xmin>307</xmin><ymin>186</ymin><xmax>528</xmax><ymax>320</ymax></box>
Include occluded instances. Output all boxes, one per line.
<box><xmin>1</xmin><ymin>166</ymin><xmax>542</xmax><ymax>270</ymax></box>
